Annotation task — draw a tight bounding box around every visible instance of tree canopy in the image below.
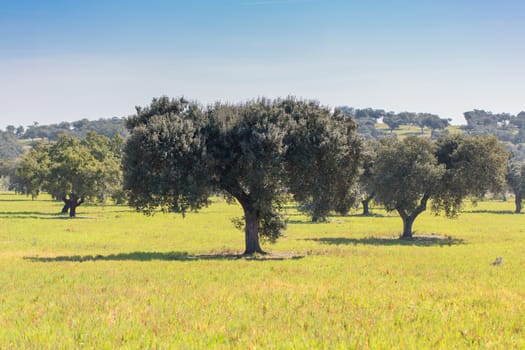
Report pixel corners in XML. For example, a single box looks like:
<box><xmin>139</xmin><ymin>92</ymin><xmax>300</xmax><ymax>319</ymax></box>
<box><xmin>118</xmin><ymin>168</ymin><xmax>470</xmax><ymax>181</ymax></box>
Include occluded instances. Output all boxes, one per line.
<box><xmin>15</xmin><ymin>132</ymin><xmax>123</xmax><ymax>216</ymax></box>
<box><xmin>123</xmin><ymin>96</ymin><xmax>363</xmax><ymax>254</ymax></box>
<box><xmin>370</xmin><ymin>135</ymin><xmax>508</xmax><ymax>237</ymax></box>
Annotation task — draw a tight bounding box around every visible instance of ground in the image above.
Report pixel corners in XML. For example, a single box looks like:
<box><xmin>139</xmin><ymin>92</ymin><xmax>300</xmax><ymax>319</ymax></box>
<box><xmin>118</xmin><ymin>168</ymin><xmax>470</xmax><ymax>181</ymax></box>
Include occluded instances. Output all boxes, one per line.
<box><xmin>0</xmin><ymin>193</ymin><xmax>524</xmax><ymax>348</ymax></box>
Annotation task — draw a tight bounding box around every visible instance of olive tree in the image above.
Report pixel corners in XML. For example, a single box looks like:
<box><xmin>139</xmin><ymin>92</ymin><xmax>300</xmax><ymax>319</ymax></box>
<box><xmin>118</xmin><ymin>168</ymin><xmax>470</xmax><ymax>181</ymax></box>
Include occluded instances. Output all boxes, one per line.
<box><xmin>371</xmin><ymin>135</ymin><xmax>508</xmax><ymax>238</ymax></box>
<box><xmin>123</xmin><ymin>97</ymin><xmax>363</xmax><ymax>254</ymax></box>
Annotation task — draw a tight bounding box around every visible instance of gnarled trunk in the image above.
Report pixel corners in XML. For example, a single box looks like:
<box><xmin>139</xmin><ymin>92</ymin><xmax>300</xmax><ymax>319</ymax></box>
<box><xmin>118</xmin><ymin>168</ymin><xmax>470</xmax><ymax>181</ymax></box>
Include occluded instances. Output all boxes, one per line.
<box><xmin>243</xmin><ymin>207</ymin><xmax>265</xmax><ymax>255</ymax></box>
<box><xmin>397</xmin><ymin>194</ymin><xmax>430</xmax><ymax>239</ymax></box>
<box><xmin>400</xmin><ymin>214</ymin><xmax>416</xmax><ymax>238</ymax></box>
<box><xmin>61</xmin><ymin>194</ymin><xmax>84</xmax><ymax>217</ymax></box>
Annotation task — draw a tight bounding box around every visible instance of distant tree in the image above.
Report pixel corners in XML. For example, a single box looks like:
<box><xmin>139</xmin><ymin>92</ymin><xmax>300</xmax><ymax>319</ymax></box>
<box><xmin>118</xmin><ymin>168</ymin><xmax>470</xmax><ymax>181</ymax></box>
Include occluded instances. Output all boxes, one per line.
<box><xmin>382</xmin><ymin>113</ymin><xmax>403</xmax><ymax>133</ymax></box>
<box><xmin>15</xmin><ymin>132</ymin><xmax>122</xmax><ymax>216</ymax></box>
<box><xmin>0</xmin><ymin>130</ymin><xmax>24</xmax><ymax>159</ymax></box>
<box><xmin>16</xmin><ymin>126</ymin><xmax>25</xmax><ymax>138</ymax></box>
<box><xmin>415</xmin><ymin>113</ymin><xmax>449</xmax><ymax>136</ymax></box>
<box><xmin>510</xmin><ymin>112</ymin><xmax>525</xmax><ymax>144</ymax></box>
<box><xmin>507</xmin><ymin>160</ymin><xmax>525</xmax><ymax>213</ymax></box>
<box><xmin>5</xmin><ymin>125</ymin><xmax>15</xmax><ymax>135</ymax></box>
<box><xmin>371</xmin><ymin>135</ymin><xmax>508</xmax><ymax>238</ymax></box>
<box><xmin>338</xmin><ymin>107</ymin><xmax>386</xmax><ymax>140</ymax></box>
<box><xmin>123</xmin><ymin>96</ymin><xmax>363</xmax><ymax>254</ymax></box>
<box><xmin>464</xmin><ymin>110</ymin><xmax>497</xmax><ymax>129</ymax></box>
<box><xmin>19</xmin><ymin>117</ymin><xmax>128</xmax><ymax>141</ymax></box>
<box><xmin>397</xmin><ymin>112</ymin><xmax>417</xmax><ymax>125</ymax></box>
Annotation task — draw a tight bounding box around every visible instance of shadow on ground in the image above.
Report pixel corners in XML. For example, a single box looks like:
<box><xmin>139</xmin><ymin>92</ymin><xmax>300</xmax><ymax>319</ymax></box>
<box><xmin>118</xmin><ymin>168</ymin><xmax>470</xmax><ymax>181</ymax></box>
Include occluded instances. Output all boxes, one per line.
<box><xmin>24</xmin><ymin>251</ymin><xmax>305</xmax><ymax>262</ymax></box>
<box><xmin>305</xmin><ymin>235</ymin><xmax>464</xmax><ymax>247</ymax></box>
<box><xmin>0</xmin><ymin>212</ymin><xmax>96</xmax><ymax>219</ymax></box>
<box><xmin>287</xmin><ymin>214</ymin><xmax>390</xmax><ymax>225</ymax></box>
<box><xmin>462</xmin><ymin>209</ymin><xmax>515</xmax><ymax>215</ymax></box>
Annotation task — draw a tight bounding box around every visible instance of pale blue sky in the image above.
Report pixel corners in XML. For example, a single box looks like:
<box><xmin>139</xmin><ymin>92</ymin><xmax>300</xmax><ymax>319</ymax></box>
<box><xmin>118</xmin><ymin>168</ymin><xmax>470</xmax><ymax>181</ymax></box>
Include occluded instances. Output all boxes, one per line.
<box><xmin>1</xmin><ymin>0</ymin><xmax>524</xmax><ymax>128</ymax></box>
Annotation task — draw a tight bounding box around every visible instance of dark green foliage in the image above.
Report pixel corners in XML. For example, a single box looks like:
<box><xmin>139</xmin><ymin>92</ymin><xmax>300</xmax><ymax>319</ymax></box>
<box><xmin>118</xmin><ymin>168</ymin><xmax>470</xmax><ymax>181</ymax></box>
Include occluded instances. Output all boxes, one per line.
<box><xmin>373</xmin><ymin>137</ymin><xmax>444</xmax><ymax>213</ymax></box>
<box><xmin>432</xmin><ymin>135</ymin><xmax>508</xmax><ymax>217</ymax></box>
<box><xmin>123</xmin><ymin>97</ymin><xmax>211</xmax><ymax>215</ymax></box>
<box><xmin>123</xmin><ymin>97</ymin><xmax>363</xmax><ymax>253</ymax></box>
<box><xmin>370</xmin><ymin>135</ymin><xmax>508</xmax><ymax>237</ymax></box>
<box><xmin>284</xmin><ymin>102</ymin><xmax>362</xmax><ymax>221</ymax></box>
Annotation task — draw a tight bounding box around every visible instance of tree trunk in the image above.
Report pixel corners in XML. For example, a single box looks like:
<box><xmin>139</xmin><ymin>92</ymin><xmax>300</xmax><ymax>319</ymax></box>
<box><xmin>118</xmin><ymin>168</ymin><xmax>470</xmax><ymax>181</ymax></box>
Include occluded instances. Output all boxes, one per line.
<box><xmin>243</xmin><ymin>208</ymin><xmax>265</xmax><ymax>255</ymax></box>
<box><xmin>397</xmin><ymin>194</ymin><xmax>429</xmax><ymax>239</ymax></box>
<box><xmin>61</xmin><ymin>195</ymin><xmax>70</xmax><ymax>214</ymax></box>
<box><xmin>69</xmin><ymin>202</ymin><xmax>78</xmax><ymax>217</ymax></box>
<box><xmin>516</xmin><ymin>195</ymin><xmax>522</xmax><ymax>214</ymax></box>
<box><xmin>401</xmin><ymin>215</ymin><xmax>415</xmax><ymax>238</ymax></box>
<box><xmin>362</xmin><ymin>199</ymin><xmax>370</xmax><ymax>216</ymax></box>
<box><xmin>361</xmin><ymin>192</ymin><xmax>375</xmax><ymax>216</ymax></box>
<box><xmin>62</xmin><ymin>194</ymin><xmax>84</xmax><ymax>217</ymax></box>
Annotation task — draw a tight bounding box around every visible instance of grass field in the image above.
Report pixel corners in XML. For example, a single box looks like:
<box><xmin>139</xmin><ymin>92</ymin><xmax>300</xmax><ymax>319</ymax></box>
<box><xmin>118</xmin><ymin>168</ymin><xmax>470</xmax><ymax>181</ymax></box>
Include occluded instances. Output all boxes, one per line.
<box><xmin>0</xmin><ymin>192</ymin><xmax>524</xmax><ymax>349</ymax></box>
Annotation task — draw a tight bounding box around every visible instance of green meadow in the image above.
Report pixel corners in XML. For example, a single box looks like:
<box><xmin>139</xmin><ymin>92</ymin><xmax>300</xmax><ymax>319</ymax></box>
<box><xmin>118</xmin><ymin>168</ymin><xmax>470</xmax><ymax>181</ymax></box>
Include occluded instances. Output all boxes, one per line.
<box><xmin>0</xmin><ymin>192</ymin><xmax>524</xmax><ymax>349</ymax></box>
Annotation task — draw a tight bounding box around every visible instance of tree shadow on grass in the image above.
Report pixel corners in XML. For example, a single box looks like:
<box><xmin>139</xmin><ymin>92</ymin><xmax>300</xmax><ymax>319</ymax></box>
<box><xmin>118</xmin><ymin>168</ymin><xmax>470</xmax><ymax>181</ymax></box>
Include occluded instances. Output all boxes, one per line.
<box><xmin>287</xmin><ymin>213</ymin><xmax>390</xmax><ymax>225</ymax></box>
<box><xmin>0</xmin><ymin>211</ymin><xmax>64</xmax><ymax>219</ymax></box>
<box><xmin>24</xmin><ymin>251</ymin><xmax>305</xmax><ymax>263</ymax></box>
<box><xmin>306</xmin><ymin>235</ymin><xmax>464</xmax><ymax>247</ymax></box>
<box><xmin>462</xmin><ymin>209</ymin><xmax>515</xmax><ymax>215</ymax></box>
<box><xmin>0</xmin><ymin>212</ymin><xmax>97</xmax><ymax>220</ymax></box>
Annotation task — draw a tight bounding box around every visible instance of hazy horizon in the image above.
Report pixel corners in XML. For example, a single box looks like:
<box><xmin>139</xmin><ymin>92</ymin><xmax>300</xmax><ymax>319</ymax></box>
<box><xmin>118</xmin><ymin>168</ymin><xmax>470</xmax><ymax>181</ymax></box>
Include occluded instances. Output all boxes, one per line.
<box><xmin>2</xmin><ymin>0</ymin><xmax>524</xmax><ymax>129</ymax></box>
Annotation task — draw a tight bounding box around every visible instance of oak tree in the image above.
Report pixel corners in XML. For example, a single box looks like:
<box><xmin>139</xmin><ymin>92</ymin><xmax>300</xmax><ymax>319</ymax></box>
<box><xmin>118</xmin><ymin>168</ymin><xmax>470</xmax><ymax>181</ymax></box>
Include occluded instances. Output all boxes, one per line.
<box><xmin>123</xmin><ymin>97</ymin><xmax>363</xmax><ymax>254</ymax></box>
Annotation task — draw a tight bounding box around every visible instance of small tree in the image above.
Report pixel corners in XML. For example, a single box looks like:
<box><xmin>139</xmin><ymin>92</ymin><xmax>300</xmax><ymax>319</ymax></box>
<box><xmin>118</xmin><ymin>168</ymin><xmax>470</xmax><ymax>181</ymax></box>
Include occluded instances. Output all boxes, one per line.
<box><xmin>123</xmin><ymin>97</ymin><xmax>363</xmax><ymax>254</ymax></box>
<box><xmin>507</xmin><ymin>160</ymin><xmax>525</xmax><ymax>213</ymax></box>
<box><xmin>372</xmin><ymin>137</ymin><xmax>445</xmax><ymax>237</ymax></box>
<box><xmin>371</xmin><ymin>135</ymin><xmax>508</xmax><ymax>238</ymax></box>
<box><xmin>382</xmin><ymin>113</ymin><xmax>403</xmax><ymax>133</ymax></box>
<box><xmin>16</xmin><ymin>132</ymin><xmax>123</xmax><ymax>216</ymax></box>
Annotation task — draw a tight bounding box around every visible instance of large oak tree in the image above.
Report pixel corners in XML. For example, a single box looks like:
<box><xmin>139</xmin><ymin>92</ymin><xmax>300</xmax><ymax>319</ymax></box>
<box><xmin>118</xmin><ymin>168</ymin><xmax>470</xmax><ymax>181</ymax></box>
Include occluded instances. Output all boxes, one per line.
<box><xmin>123</xmin><ymin>97</ymin><xmax>363</xmax><ymax>254</ymax></box>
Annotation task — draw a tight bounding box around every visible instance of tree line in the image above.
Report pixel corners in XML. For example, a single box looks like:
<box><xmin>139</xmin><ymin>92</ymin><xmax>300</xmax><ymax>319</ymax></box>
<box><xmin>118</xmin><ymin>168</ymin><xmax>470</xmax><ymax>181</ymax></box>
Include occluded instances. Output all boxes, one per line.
<box><xmin>1</xmin><ymin>97</ymin><xmax>524</xmax><ymax>254</ymax></box>
<box><xmin>4</xmin><ymin>117</ymin><xmax>128</xmax><ymax>143</ymax></box>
